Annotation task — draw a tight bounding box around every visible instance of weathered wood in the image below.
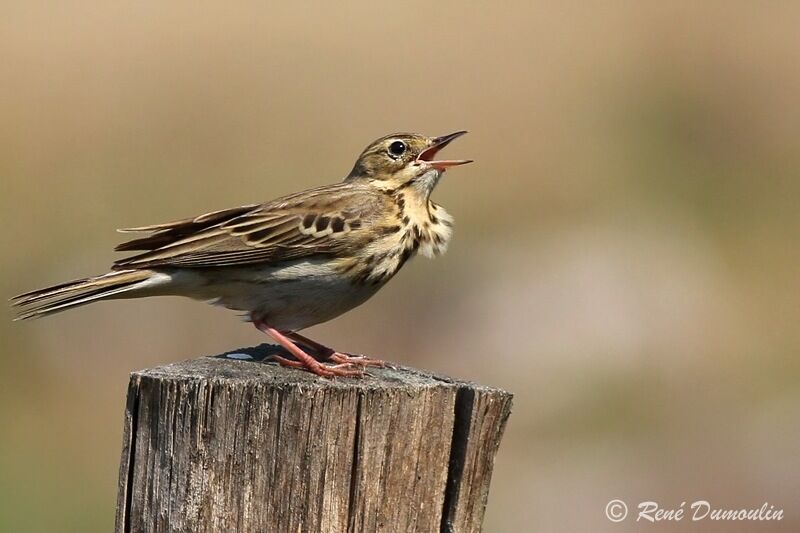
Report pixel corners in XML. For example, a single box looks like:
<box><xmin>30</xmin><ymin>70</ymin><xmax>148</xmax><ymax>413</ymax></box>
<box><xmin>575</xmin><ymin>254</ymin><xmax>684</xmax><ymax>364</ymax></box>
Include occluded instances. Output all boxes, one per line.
<box><xmin>115</xmin><ymin>344</ymin><xmax>512</xmax><ymax>533</ymax></box>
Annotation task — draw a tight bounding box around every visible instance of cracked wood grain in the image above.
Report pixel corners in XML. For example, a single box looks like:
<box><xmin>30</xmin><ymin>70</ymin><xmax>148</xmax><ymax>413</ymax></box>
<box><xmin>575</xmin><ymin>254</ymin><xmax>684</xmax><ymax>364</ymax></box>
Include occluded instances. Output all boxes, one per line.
<box><xmin>115</xmin><ymin>344</ymin><xmax>512</xmax><ymax>533</ymax></box>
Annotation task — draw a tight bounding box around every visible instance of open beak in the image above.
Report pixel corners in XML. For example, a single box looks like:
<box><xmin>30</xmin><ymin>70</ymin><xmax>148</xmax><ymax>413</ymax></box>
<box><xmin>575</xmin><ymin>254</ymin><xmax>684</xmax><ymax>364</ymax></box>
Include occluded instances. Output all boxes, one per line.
<box><xmin>417</xmin><ymin>130</ymin><xmax>473</xmax><ymax>171</ymax></box>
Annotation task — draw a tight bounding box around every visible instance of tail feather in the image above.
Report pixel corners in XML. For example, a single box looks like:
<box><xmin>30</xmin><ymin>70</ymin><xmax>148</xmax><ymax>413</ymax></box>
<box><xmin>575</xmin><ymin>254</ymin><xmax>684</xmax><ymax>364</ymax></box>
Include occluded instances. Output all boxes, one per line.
<box><xmin>12</xmin><ymin>270</ymin><xmax>158</xmax><ymax>320</ymax></box>
<box><xmin>13</xmin><ymin>275</ymin><xmax>102</xmax><ymax>305</ymax></box>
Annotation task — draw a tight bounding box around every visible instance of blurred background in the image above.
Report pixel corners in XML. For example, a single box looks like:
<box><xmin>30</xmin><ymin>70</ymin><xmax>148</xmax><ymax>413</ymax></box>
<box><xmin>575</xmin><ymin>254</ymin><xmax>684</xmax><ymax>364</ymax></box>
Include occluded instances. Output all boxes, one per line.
<box><xmin>1</xmin><ymin>2</ymin><xmax>798</xmax><ymax>532</ymax></box>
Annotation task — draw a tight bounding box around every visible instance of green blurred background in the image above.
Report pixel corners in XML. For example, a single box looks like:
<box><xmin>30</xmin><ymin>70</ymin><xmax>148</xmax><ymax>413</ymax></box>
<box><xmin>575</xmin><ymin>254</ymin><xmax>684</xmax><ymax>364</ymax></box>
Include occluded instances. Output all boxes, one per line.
<box><xmin>2</xmin><ymin>3</ymin><xmax>798</xmax><ymax>532</ymax></box>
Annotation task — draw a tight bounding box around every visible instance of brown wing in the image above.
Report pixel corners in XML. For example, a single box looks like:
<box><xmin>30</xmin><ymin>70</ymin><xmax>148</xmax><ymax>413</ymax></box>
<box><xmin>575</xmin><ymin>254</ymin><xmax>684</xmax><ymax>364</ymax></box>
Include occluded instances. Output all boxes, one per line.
<box><xmin>112</xmin><ymin>184</ymin><xmax>379</xmax><ymax>270</ymax></box>
<box><xmin>115</xmin><ymin>204</ymin><xmax>261</xmax><ymax>251</ymax></box>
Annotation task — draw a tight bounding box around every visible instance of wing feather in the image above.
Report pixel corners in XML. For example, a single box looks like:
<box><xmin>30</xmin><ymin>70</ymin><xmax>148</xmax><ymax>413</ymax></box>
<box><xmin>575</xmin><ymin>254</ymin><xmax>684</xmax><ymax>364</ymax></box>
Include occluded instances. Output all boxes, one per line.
<box><xmin>117</xmin><ymin>204</ymin><xmax>259</xmax><ymax>233</ymax></box>
<box><xmin>112</xmin><ymin>184</ymin><xmax>382</xmax><ymax>269</ymax></box>
<box><xmin>115</xmin><ymin>204</ymin><xmax>261</xmax><ymax>251</ymax></box>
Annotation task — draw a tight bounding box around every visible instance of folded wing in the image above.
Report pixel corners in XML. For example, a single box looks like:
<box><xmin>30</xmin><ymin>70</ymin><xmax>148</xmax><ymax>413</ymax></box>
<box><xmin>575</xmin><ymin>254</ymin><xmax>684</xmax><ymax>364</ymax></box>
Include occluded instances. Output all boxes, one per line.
<box><xmin>113</xmin><ymin>185</ymin><xmax>374</xmax><ymax>270</ymax></box>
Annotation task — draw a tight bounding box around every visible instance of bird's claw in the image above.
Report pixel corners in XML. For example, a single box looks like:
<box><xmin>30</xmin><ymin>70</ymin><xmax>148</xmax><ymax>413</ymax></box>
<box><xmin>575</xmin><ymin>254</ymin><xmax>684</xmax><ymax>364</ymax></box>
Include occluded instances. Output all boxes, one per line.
<box><xmin>327</xmin><ymin>352</ymin><xmax>387</xmax><ymax>367</ymax></box>
<box><xmin>270</xmin><ymin>354</ymin><xmax>364</xmax><ymax>378</ymax></box>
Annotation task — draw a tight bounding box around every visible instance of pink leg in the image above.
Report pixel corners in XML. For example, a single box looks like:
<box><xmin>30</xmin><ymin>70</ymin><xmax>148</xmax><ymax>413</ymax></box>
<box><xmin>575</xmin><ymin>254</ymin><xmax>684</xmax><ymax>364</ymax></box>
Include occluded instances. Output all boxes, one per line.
<box><xmin>288</xmin><ymin>332</ymin><xmax>387</xmax><ymax>368</ymax></box>
<box><xmin>252</xmin><ymin>320</ymin><xmax>363</xmax><ymax>378</ymax></box>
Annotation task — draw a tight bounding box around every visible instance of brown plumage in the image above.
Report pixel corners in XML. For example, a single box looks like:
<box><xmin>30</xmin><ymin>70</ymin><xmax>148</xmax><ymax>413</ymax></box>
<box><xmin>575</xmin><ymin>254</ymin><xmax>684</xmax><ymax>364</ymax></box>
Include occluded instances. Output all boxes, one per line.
<box><xmin>12</xmin><ymin>131</ymin><xmax>471</xmax><ymax>377</ymax></box>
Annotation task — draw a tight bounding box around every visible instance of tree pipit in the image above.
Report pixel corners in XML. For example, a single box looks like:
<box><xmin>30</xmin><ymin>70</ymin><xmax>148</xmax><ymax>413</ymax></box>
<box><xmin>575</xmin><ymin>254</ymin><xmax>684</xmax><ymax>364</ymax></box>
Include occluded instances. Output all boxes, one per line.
<box><xmin>12</xmin><ymin>132</ymin><xmax>471</xmax><ymax>377</ymax></box>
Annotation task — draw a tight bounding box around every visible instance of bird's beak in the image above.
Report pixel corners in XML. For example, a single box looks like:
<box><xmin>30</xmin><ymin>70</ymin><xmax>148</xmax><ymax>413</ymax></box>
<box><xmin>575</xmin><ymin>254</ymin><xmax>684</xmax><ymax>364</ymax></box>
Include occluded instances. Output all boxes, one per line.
<box><xmin>417</xmin><ymin>131</ymin><xmax>473</xmax><ymax>171</ymax></box>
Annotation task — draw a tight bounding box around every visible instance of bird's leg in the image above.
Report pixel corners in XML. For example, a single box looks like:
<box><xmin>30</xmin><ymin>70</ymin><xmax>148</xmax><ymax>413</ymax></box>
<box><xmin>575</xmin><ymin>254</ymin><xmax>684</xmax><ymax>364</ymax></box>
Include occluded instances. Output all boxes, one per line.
<box><xmin>287</xmin><ymin>332</ymin><xmax>387</xmax><ymax>367</ymax></box>
<box><xmin>252</xmin><ymin>320</ymin><xmax>363</xmax><ymax>378</ymax></box>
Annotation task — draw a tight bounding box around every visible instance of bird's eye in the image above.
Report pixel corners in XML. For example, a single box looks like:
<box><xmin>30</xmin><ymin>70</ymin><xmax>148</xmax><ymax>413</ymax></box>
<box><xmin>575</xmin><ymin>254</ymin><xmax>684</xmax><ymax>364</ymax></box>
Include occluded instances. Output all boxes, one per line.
<box><xmin>388</xmin><ymin>140</ymin><xmax>406</xmax><ymax>158</ymax></box>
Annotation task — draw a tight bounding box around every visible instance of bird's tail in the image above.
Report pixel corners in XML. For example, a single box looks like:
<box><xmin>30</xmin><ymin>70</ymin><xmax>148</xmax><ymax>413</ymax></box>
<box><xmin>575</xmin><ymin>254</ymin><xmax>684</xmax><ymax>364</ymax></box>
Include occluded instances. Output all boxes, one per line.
<box><xmin>11</xmin><ymin>269</ymin><xmax>162</xmax><ymax>320</ymax></box>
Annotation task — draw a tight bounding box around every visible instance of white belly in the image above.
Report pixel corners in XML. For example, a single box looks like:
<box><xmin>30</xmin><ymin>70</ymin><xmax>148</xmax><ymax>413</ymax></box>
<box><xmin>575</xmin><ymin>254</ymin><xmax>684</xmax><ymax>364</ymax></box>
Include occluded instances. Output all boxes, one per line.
<box><xmin>171</xmin><ymin>259</ymin><xmax>382</xmax><ymax>331</ymax></box>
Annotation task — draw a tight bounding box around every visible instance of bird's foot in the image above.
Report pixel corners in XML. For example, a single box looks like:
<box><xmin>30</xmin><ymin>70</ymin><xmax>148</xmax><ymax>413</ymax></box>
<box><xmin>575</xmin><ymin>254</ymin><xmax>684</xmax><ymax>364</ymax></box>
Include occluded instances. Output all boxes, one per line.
<box><xmin>326</xmin><ymin>352</ymin><xmax>388</xmax><ymax>368</ymax></box>
<box><xmin>285</xmin><ymin>331</ymin><xmax>389</xmax><ymax>368</ymax></box>
<box><xmin>269</xmin><ymin>354</ymin><xmax>364</xmax><ymax>378</ymax></box>
<box><xmin>253</xmin><ymin>320</ymin><xmax>363</xmax><ymax>378</ymax></box>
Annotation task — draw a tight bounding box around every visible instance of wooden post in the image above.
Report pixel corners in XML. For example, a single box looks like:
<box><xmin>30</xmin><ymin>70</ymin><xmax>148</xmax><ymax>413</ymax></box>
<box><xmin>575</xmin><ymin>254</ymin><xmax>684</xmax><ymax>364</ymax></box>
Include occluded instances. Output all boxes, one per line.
<box><xmin>115</xmin><ymin>344</ymin><xmax>513</xmax><ymax>533</ymax></box>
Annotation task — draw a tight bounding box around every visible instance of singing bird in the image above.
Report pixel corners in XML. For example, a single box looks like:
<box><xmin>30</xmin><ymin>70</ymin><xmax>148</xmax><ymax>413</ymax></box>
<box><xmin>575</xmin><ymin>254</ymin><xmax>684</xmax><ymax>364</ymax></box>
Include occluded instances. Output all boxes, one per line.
<box><xmin>12</xmin><ymin>132</ymin><xmax>472</xmax><ymax>377</ymax></box>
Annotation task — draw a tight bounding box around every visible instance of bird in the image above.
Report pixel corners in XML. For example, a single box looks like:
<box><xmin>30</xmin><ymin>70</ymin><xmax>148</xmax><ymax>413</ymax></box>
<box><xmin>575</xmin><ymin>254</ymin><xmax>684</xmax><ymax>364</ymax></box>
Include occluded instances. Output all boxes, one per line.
<box><xmin>11</xmin><ymin>131</ymin><xmax>472</xmax><ymax>377</ymax></box>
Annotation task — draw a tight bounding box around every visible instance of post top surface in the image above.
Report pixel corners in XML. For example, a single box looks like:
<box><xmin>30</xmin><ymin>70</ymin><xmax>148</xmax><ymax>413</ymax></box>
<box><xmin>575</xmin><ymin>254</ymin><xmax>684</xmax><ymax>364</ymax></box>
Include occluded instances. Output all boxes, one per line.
<box><xmin>131</xmin><ymin>343</ymin><xmax>512</xmax><ymax>396</ymax></box>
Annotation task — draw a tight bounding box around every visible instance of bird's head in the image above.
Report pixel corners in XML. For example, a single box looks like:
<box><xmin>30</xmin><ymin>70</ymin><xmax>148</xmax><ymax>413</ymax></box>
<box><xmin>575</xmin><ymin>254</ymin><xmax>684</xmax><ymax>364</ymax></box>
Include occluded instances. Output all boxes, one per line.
<box><xmin>346</xmin><ymin>131</ymin><xmax>471</xmax><ymax>197</ymax></box>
